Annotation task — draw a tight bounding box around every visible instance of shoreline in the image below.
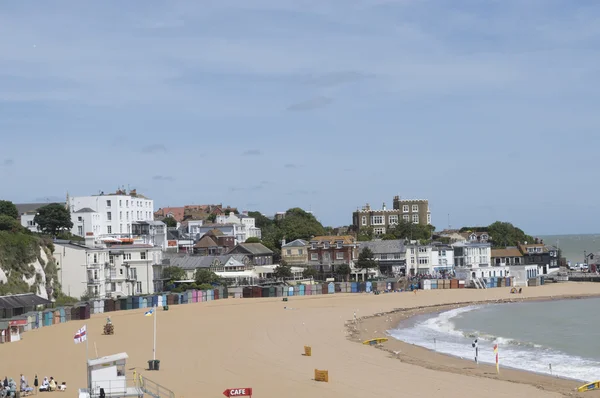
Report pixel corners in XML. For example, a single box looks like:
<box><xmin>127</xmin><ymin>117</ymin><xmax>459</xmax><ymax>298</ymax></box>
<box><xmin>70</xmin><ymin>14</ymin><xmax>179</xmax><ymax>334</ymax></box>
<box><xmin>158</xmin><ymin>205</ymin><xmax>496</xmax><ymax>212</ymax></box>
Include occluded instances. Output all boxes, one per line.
<box><xmin>347</xmin><ymin>293</ymin><xmax>600</xmax><ymax>397</ymax></box>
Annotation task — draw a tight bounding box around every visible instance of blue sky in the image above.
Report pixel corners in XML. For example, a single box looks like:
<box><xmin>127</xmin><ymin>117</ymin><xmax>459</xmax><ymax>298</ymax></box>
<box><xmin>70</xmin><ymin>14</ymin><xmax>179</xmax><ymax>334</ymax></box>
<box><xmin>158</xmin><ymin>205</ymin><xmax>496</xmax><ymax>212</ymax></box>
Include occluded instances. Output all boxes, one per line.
<box><xmin>1</xmin><ymin>0</ymin><xmax>599</xmax><ymax>235</ymax></box>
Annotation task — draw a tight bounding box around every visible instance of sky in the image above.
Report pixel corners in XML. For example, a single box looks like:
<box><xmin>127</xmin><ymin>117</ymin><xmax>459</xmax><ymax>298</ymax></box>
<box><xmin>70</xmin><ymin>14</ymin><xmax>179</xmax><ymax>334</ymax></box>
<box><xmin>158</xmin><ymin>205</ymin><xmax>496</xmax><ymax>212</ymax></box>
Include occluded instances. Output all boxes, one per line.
<box><xmin>1</xmin><ymin>0</ymin><xmax>599</xmax><ymax>235</ymax></box>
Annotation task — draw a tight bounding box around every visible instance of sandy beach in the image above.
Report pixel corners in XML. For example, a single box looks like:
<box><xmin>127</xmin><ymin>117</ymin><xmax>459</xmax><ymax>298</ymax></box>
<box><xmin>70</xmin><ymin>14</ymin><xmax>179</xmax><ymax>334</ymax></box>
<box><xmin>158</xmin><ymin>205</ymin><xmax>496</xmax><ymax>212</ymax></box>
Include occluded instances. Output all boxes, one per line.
<box><xmin>3</xmin><ymin>283</ymin><xmax>600</xmax><ymax>398</ymax></box>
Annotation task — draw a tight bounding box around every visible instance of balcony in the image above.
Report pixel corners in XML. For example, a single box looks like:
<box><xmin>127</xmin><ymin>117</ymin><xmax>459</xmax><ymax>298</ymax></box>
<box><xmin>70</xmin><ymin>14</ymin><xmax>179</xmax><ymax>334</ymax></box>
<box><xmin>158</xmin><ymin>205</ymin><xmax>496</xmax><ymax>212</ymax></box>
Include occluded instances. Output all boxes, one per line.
<box><xmin>87</xmin><ymin>263</ymin><xmax>103</xmax><ymax>270</ymax></box>
<box><xmin>87</xmin><ymin>277</ymin><xmax>104</xmax><ymax>285</ymax></box>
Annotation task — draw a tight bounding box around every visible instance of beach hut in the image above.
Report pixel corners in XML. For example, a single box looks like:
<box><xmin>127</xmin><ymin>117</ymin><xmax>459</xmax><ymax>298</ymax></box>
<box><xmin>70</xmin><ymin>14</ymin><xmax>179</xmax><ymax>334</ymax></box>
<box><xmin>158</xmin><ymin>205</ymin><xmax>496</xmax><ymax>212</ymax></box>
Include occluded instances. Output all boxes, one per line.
<box><xmin>242</xmin><ymin>287</ymin><xmax>253</xmax><ymax>298</ymax></box>
<box><xmin>293</xmin><ymin>285</ymin><xmax>300</xmax><ymax>296</ymax></box>
<box><xmin>328</xmin><ymin>282</ymin><xmax>335</xmax><ymax>294</ymax></box>
<box><xmin>298</xmin><ymin>285</ymin><xmax>304</xmax><ymax>296</ymax></box>
<box><xmin>262</xmin><ymin>287</ymin><xmax>270</xmax><ymax>298</ymax></box>
<box><xmin>64</xmin><ymin>306</ymin><xmax>72</xmax><ymax>322</ymax></box>
<box><xmin>114</xmin><ymin>299</ymin><xmax>121</xmax><ymax>311</ymax></box>
<box><xmin>192</xmin><ymin>290</ymin><xmax>198</xmax><ymax>303</ymax></box>
<box><xmin>213</xmin><ymin>289</ymin><xmax>219</xmax><ymax>300</ymax></box>
<box><xmin>71</xmin><ymin>306</ymin><xmax>80</xmax><ymax>322</ymax></box>
<box><xmin>157</xmin><ymin>295</ymin><xmax>163</xmax><ymax>307</ymax></box>
<box><xmin>42</xmin><ymin>309</ymin><xmax>53</xmax><ymax>327</ymax></box>
<box><xmin>366</xmin><ymin>281</ymin><xmax>372</xmax><ymax>293</ymax></box>
<box><xmin>79</xmin><ymin>303</ymin><xmax>91</xmax><ymax>320</ymax></box>
<box><xmin>350</xmin><ymin>282</ymin><xmax>358</xmax><ymax>293</ymax></box>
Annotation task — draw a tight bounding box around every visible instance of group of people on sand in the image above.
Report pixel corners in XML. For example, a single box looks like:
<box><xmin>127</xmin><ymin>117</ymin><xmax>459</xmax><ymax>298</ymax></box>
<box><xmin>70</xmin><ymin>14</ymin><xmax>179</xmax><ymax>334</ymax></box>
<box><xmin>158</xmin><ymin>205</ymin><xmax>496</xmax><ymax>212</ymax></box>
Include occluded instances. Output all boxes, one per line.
<box><xmin>0</xmin><ymin>375</ymin><xmax>66</xmax><ymax>396</ymax></box>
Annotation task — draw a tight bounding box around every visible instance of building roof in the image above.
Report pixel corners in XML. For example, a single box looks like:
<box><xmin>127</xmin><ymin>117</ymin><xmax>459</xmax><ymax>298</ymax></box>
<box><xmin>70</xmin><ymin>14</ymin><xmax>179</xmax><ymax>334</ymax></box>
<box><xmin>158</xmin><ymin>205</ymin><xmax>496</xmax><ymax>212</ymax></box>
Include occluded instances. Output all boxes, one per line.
<box><xmin>165</xmin><ymin>254</ymin><xmax>246</xmax><ymax>270</ymax></box>
<box><xmin>310</xmin><ymin>235</ymin><xmax>356</xmax><ymax>244</ymax></box>
<box><xmin>74</xmin><ymin>207</ymin><xmax>96</xmax><ymax>213</ymax></box>
<box><xmin>0</xmin><ymin>293</ymin><xmax>53</xmax><ymax>310</ymax></box>
<box><xmin>205</xmin><ymin>229</ymin><xmax>224</xmax><ymax>237</ymax></box>
<box><xmin>154</xmin><ymin>207</ymin><xmax>185</xmax><ymax>222</ymax></box>
<box><xmin>15</xmin><ymin>202</ymin><xmax>64</xmax><ymax>216</ymax></box>
<box><xmin>282</xmin><ymin>239</ymin><xmax>308</xmax><ymax>248</ymax></box>
<box><xmin>88</xmin><ymin>353</ymin><xmax>128</xmax><ymax>367</ymax></box>
<box><xmin>230</xmin><ymin>243</ymin><xmax>273</xmax><ymax>255</ymax></box>
<box><xmin>358</xmin><ymin>239</ymin><xmax>405</xmax><ymax>254</ymax></box>
<box><xmin>491</xmin><ymin>247</ymin><xmax>523</xmax><ymax>257</ymax></box>
<box><xmin>518</xmin><ymin>243</ymin><xmax>548</xmax><ymax>253</ymax></box>
<box><xmin>194</xmin><ymin>235</ymin><xmax>219</xmax><ymax>249</ymax></box>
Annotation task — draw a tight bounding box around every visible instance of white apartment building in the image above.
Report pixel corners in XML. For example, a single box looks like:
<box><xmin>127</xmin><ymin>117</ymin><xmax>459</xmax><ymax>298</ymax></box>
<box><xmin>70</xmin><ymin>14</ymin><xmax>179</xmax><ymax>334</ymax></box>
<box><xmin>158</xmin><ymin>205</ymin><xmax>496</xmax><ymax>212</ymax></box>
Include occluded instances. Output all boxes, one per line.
<box><xmin>216</xmin><ymin>212</ymin><xmax>262</xmax><ymax>240</ymax></box>
<box><xmin>53</xmin><ymin>238</ymin><xmax>162</xmax><ymax>299</ymax></box>
<box><xmin>68</xmin><ymin>189</ymin><xmax>154</xmax><ymax>237</ymax></box>
<box><xmin>405</xmin><ymin>244</ymin><xmax>455</xmax><ymax>275</ymax></box>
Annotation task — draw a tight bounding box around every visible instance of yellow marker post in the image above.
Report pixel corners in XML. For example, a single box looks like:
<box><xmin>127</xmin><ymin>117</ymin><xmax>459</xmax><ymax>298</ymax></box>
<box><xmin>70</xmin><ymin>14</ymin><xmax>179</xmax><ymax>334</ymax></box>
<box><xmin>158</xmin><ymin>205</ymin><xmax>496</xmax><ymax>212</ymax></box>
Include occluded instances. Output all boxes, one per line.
<box><xmin>304</xmin><ymin>346</ymin><xmax>312</xmax><ymax>356</ymax></box>
<box><xmin>314</xmin><ymin>369</ymin><xmax>329</xmax><ymax>382</ymax></box>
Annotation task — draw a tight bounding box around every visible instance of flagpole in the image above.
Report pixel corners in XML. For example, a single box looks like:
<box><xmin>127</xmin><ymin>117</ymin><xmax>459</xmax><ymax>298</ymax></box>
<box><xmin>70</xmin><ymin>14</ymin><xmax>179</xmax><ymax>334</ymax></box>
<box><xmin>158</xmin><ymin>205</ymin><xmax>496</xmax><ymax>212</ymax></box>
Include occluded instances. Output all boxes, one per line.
<box><xmin>85</xmin><ymin>324</ymin><xmax>90</xmax><ymax>390</ymax></box>
<box><xmin>153</xmin><ymin>306</ymin><xmax>157</xmax><ymax>361</ymax></box>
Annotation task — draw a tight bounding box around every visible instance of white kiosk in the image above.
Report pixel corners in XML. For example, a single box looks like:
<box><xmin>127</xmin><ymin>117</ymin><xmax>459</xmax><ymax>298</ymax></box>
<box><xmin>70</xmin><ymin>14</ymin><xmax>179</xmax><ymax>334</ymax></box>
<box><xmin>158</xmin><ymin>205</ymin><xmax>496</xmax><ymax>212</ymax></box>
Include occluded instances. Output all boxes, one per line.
<box><xmin>78</xmin><ymin>352</ymin><xmax>144</xmax><ymax>397</ymax></box>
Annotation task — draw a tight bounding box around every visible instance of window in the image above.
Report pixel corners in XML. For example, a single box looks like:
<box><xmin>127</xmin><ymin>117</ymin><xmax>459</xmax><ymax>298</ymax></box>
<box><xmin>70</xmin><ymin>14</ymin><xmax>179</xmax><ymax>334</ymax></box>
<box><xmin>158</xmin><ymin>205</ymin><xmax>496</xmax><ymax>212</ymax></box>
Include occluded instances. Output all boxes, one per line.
<box><xmin>298</xmin><ymin>249</ymin><xmax>303</xmax><ymax>255</ymax></box>
<box><xmin>373</xmin><ymin>227</ymin><xmax>385</xmax><ymax>235</ymax></box>
<box><xmin>388</xmin><ymin>215</ymin><xmax>398</xmax><ymax>225</ymax></box>
<box><xmin>77</xmin><ymin>216</ymin><xmax>82</xmax><ymax>222</ymax></box>
<box><xmin>440</xmin><ymin>250</ymin><xmax>446</xmax><ymax>256</ymax></box>
<box><xmin>120</xmin><ymin>224</ymin><xmax>123</xmax><ymax>233</ymax></box>
<box><xmin>324</xmin><ymin>242</ymin><xmax>330</xmax><ymax>249</ymax></box>
<box><xmin>403</xmin><ymin>215</ymin><xmax>410</xmax><ymax>222</ymax></box>
<box><xmin>380</xmin><ymin>254</ymin><xmax>387</xmax><ymax>260</ymax></box>
<box><xmin>412</xmin><ymin>204</ymin><xmax>418</xmax><ymax>212</ymax></box>
<box><xmin>109</xmin><ymin>255</ymin><xmax>114</xmax><ymax>264</ymax></box>
<box><xmin>336</xmin><ymin>252</ymin><xmax>344</xmax><ymax>260</ymax></box>
<box><xmin>126</xmin><ymin>200</ymin><xmax>129</xmax><ymax>207</ymax></box>
<box><xmin>410</xmin><ymin>248</ymin><xmax>415</xmax><ymax>254</ymax></box>
<box><xmin>412</xmin><ymin>214</ymin><xmax>419</xmax><ymax>223</ymax></box>
<box><xmin>311</xmin><ymin>242</ymin><xmax>317</xmax><ymax>249</ymax></box>
<box><xmin>107</xmin><ymin>212</ymin><xmax>112</xmax><ymax>221</ymax></box>
<box><xmin>119</xmin><ymin>268</ymin><xmax>123</xmax><ymax>275</ymax></box>
<box><xmin>136</xmin><ymin>282</ymin><xmax>142</xmax><ymax>294</ymax></box>
<box><xmin>107</xmin><ymin>226</ymin><xmax>112</xmax><ymax>234</ymax></box>
<box><xmin>78</xmin><ymin>226</ymin><xmax>83</xmax><ymax>235</ymax></box>
<box><xmin>402</xmin><ymin>205</ymin><xmax>409</xmax><ymax>213</ymax></box>
<box><xmin>393</xmin><ymin>254</ymin><xmax>401</xmax><ymax>260</ymax></box>
<box><xmin>418</xmin><ymin>247</ymin><xmax>427</xmax><ymax>253</ymax></box>
<box><xmin>323</xmin><ymin>253</ymin><xmax>330</xmax><ymax>261</ymax></box>
<box><xmin>130</xmin><ymin>268</ymin><xmax>137</xmax><ymax>279</ymax></box>
<box><xmin>418</xmin><ymin>258</ymin><xmax>428</xmax><ymax>264</ymax></box>
<box><xmin>106</xmin><ymin>200</ymin><xmax>112</xmax><ymax>207</ymax></box>
<box><xmin>124</xmin><ymin>253</ymin><xmax>132</xmax><ymax>260</ymax></box>
<box><xmin>119</xmin><ymin>200</ymin><xmax>122</xmax><ymax>206</ymax></box>
<box><xmin>110</xmin><ymin>282</ymin><xmax>116</xmax><ymax>292</ymax></box>
<box><xmin>371</xmin><ymin>215</ymin><xmax>384</xmax><ymax>225</ymax></box>
<box><xmin>336</xmin><ymin>241</ymin><xmax>343</xmax><ymax>249</ymax></box>
<box><xmin>120</xmin><ymin>211</ymin><xmax>122</xmax><ymax>220</ymax></box>
<box><xmin>311</xmin><ymin>253</ymin><xmax>318</xmax><ymax>261</ymax></box>
<box><xmin>427</xmin><ymin>214</ymin><xmax>431</xmax><ymax>224</ymax></box>
<box><xmin>536</xmin><ymin>247</ymin><xmax>542</xmax><ymax>253</ymax></box>
<box><xmin>141</xmin><ymin>252</ymin><xmax>146</xmax><ymax>260</ymax></box>
<box><xmin>93</xmin><ymin>253</ymin><xmax>98</xmax><ymax>263</ymax></box>
<box><xmin>410</xmin><ymin>256</ymin><xmax>415</xmax><ymax>264</ymax></box>
<box><xmin>361</xmin><ymin>216</ymin><xmax>367</xmax><ymax>226</ymax></box>
<box><xmin>286</xmin><ymin>249</ymin><xmax>292</xmax><ymax>255</ymax></box>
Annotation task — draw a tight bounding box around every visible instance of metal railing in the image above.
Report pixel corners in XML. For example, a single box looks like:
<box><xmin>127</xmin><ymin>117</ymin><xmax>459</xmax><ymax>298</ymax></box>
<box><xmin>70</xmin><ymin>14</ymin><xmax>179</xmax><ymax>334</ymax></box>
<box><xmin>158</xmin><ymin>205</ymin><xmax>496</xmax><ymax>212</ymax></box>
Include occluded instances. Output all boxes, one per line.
<box><xmin>78</xmin><ymin>378</ymin><xmax>142</xmax><ymax>397</ymax></box>
<box><xmin>137</xmin><ymin>375</ymin><xmax>175</xmax><ymax>398</ymax></box>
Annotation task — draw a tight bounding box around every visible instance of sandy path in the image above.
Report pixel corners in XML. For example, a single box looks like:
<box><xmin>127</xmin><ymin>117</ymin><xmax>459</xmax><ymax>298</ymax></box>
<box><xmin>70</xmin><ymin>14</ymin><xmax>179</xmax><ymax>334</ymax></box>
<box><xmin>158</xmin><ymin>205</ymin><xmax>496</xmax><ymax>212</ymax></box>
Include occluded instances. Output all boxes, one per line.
<box><xmin>2</xmin><ymin>283</ymin><xmax>600</xmax><ymax>397</ymax></box>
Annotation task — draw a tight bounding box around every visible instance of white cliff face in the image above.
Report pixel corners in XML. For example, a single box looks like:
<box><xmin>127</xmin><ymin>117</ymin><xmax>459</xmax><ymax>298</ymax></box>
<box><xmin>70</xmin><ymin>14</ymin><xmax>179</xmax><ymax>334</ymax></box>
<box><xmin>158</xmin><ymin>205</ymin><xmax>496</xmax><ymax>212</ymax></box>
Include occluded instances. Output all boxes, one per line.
<box><xmin>0</xmin><ymin>267</ymin><xmax>7</xmax><ymax>284</ymax></box>
<box><xmin>21</xmin><ymin>248</ymin><xmax>49</xmax><ymax>299</ymax></box>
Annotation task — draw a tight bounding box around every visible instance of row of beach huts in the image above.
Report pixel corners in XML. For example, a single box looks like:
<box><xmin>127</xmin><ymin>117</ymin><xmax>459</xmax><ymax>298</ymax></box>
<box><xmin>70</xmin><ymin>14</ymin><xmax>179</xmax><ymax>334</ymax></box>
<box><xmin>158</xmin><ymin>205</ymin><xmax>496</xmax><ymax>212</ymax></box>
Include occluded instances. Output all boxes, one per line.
<box><xmin>2</xmin><ymin>278</ymin><xmax>524</xmax><ymax>344</ymax></box>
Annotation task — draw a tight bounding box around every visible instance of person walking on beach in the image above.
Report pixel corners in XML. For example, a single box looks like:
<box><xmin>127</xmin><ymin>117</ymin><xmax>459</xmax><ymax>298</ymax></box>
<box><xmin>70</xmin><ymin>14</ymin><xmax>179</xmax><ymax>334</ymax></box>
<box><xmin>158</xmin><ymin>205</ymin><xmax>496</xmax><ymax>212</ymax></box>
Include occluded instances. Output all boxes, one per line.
<box><xmin>34</xmin><ymin>375</ymin><xmax>38</xmax><ymax>394</ymax></box>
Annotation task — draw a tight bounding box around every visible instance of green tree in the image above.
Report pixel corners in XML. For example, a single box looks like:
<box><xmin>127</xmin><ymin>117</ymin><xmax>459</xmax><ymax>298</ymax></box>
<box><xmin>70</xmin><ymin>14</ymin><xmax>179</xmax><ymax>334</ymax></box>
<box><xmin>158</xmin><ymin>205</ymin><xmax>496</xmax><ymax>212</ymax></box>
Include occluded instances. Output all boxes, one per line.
<box><xmin>33</xmin><ymin>203</ymin><xmax>73</xmax><ymax>236</ymax></box>
<box><xmin>0</xmin><ymin>200</ymin><xmax>18</xmax><ymax>219</ymax></box>
<box><xmin>0</xmin><ymin>214</ymin><xmax>22</xmax><ymax>232</ymax></box>
<box><xmin>381</xmin><ymin>233</ymin><xmax>396</xmax><ymax>240</ymax></box>
<box><xmin>273</xmin><ymin>264</ymin><xmax>293</xmax><ymax>280</ymax></box>
<box><xmin>355</xmin><ymin>247</ymin><xmax>379</xmax><ymax>275</ymax></box>
<box><xmin>163</xmin><ymin>216</ymin><xmax>177</xmax><ymax>228</ymax></box>
<box><xmin>247</xmin><ymin>211</ymin><xmax>273</xmax><ymax>229</ymax></box>
<box><xmin>194</xmin><ymin>269</ymin><xmax>221</xmax><ymax>285</ymax></box>
<box><xmin>278</xmin><ymin>208</ymin><xmax>325</xmax><ymax>242</ymax></box>
<box><xmin>162</xmin><ymin>266</ymin><xmax>186</xmax><ymax>282</ymax></box>
<box><xmin>302</xmin><ymin>267</ymin><xmax>318</xmax><ymax>280</ymax></box>
<box><xmin>388</xmin><ymin>220</ymin><xmax>434</xmax><ymax>241</ymax></box>
<box><xmin>487</xmin><ymin>221</ymin><xmax>534</xmax><ymax>248</ymax></box>
<box><xmin>245</xmin><ymin>237</ymin><xmax>261</xmax><ymax>243</ymax></box>
<box><xmin>335</xmin><ymin>263</ymin><xmax>351</xmax><ymax>281</ymax></box>
<box><xmin>206</xmin><ymin>213</ymin><xmax>217</xmax><ymax>223</ymax></box>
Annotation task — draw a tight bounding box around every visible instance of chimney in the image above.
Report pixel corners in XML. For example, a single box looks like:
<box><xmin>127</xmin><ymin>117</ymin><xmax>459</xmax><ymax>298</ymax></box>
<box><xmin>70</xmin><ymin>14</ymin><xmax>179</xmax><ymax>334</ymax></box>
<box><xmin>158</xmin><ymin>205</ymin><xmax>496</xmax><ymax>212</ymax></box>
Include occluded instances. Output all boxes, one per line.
<box><xmin>84</xmin><ymin>233</ymin><xmax>95</xmax><ymax>248</ymax></box>
<box><xmin>281</xmin><ymin>237</ymin><xmax>286</xmax><ymax>247</ymax></box>
<box><xmin>382</xmin><ymin>202</ymin><xmax>386</xmax><ymax>211</ymax></box>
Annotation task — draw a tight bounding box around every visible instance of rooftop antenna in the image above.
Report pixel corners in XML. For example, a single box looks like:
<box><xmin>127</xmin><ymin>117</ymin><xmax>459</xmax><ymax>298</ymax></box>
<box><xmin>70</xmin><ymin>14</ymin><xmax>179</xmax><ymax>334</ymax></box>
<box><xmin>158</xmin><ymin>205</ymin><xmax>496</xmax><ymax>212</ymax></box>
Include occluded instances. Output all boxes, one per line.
<box><xmin>448</xmin><ymin>213</ymin><xmax>451</xmax><ymax>229</ymax></box>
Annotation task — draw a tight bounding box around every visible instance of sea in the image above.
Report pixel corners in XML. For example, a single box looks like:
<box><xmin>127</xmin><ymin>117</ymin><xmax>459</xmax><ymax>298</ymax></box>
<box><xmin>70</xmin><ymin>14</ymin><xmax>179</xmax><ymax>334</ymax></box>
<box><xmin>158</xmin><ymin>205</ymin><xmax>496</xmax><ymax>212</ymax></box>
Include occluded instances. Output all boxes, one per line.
<box><xmin>389</xmin><ymin>298</ymin><xmax>600</xmax><ymax>382</ymax></box>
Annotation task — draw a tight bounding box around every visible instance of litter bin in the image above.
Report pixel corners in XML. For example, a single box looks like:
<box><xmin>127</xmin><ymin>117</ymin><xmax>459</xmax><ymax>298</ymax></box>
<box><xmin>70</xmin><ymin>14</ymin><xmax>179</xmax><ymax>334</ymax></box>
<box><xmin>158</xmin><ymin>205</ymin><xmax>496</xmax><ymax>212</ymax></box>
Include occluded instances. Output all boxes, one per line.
<box><xmin>163</xmin><ymin>305</ymin><xmax>169</xmax><ymax>311</ymax></box>
<box><xmin>148</xmin><ymin>360</ymin><xmax>155</xmax><ymax>371</ymax></box>
<box><xmin>154</xmin><ymin>360</ymin><xmax>160</xmax><ymax>371</ymax></box>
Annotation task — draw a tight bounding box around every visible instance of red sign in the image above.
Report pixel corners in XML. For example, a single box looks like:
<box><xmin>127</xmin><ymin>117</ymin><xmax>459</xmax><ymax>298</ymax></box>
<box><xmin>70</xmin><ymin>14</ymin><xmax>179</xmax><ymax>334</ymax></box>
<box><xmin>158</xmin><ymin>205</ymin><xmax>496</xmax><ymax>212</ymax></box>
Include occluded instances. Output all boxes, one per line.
<box><xmin>223</xmin><ymin>388</ymin><xmax>252</xmax><ymax>397</ymax></box>
<box><xmin>9</xmin><ymin>319</ymin><xmax>27</xmax><ymax>326</ymax></box>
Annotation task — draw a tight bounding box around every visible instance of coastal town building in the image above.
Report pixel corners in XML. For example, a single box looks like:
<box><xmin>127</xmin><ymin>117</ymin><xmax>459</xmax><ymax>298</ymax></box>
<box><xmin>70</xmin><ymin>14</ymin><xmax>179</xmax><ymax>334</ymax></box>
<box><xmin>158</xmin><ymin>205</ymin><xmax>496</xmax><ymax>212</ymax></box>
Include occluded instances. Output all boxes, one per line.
<box><xmin>227</xmin><ymin>243</ymin><xmax>274</xmax><ymax>265</ymax></box>
<box><xmin>280</xmin><ymin>239</ymin><xmax>309</xmax><ymax>266</ymax></box>
<box><xmin>491</xmin><ymin>247</ymin><xmax>523</xmax><ymax>266</ymax></box>
<box><xmin>352</xmin><ymin>196</ymin><xmax>431</xmax><ymax>235</ymax></box>
<box><xmin>193</xmin><ymin>229</ymin><xmax>235</xmax><ymax>256</ymax></box>
<box><xmin>518</xmin><ymin>241</ymin><xmax>559</xmax><ymax>275</ymax></box>
<box><xmin>53</xmin><ymin>239</ymin><xmax>161</xmax><ymax>299</ymax></box>
<box><xmin>307</xmin><ymin>235</ymin><xmax>361</xmax><ymax>278</ymax></box>
<box><xmin>435</xmin><ymin>229</ymin><xmax>467</xmax><ymax>243</ymax></box>
<box><xmin>358</xmin><ymin>239</ymin><xmax>406</xmax><ymax>276</ymax></box>
<box><xmin>185</xmin><ymin>213</ymin><xmax>261</xmax><ymax>245</ymax></box>
<box><xmin>68</xmin><ymin>189</ymin><xmax>154</xmax><ymax>236</ymax></box>
<box><xmin>16</xmin><ymin>202</ymin><xmax>66</xmax><ymax>232</ymax></box>
<box><xmin>405</xmin><ymin>243</ymin><xmax>455</xmax><ymax>275</ymax></box>
<box><xmin>216</xmin><ymin>212</ymin><xmax>262</xmax><ymax>239</ymax></box>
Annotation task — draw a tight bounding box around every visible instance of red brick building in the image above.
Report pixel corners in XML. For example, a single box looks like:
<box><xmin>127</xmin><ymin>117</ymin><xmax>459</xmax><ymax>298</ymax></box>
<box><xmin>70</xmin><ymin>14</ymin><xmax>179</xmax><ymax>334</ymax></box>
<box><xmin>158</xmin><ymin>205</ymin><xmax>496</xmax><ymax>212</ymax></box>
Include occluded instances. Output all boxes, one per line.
<box><xmin>307</xmin><ymin>235</ymin><xmax>359</xmax><ymax>273</ymax></box>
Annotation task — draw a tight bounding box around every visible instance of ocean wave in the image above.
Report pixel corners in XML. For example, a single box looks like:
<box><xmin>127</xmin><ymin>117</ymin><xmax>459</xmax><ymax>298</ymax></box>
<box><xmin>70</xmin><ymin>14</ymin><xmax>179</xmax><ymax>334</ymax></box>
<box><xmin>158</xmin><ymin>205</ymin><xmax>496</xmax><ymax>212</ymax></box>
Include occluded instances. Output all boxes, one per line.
<box><xmin>388</xmin><ymin>306</ymin><xmax>600</xmax><ymax>381</ymax></box>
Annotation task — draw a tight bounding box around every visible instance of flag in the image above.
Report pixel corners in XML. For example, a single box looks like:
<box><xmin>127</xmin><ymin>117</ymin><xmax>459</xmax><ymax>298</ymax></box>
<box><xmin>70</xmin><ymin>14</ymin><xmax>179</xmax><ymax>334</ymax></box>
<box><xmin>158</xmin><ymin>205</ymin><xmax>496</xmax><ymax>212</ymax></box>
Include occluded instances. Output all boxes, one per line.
<box><xmin>494</xmin><ymin>344</ymin><xmax>499</xmax><ymax>373</ymax></box>
<box><xmin>144</xmin><ymin>308</ymin><xmax>154</xmax><ymax>317</ymax></box>
<box><xmin>74</xmin><ymin>325</ymin><xmax>87</xmax><ymax>344</ymax></box>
